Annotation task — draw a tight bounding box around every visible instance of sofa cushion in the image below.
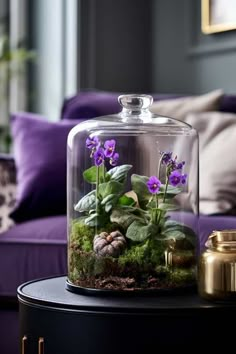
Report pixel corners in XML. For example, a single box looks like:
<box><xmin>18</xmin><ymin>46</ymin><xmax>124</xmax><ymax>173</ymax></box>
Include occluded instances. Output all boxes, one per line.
<box><xmin>0</xmin><ymin>215</ymin><xmax>67</xmax><ymax>297</ymax></box>
<box><xmin>150</xmin><ymin>89</ymin><xmax>223</xmax><ymax>119</ymax></box>
<box><xmin>60</xmin><ymin>91</ymin><xmax>183</xmax><ymax>120</ymax></box>
<box><xmin>10</xmin><ymin>113</ymin><xmax>81</xmax><ymax>222</ymax></box>
<box><xmin>61</xmin><ymin>90</ymin><xmax>236</xmax><ymax>120</ymax></box>
<box><xmin>185</xmin><ymin>111</ymin><xmax>236</xmax><ymax>214</ymax></box>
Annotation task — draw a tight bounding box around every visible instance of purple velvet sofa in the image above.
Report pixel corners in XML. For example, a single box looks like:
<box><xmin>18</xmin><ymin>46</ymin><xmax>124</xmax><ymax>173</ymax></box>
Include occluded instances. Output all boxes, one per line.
<box><xmin>2</xmin><ymin>90</ymin><xmax>236</xmax><ymax>354</ymax></box>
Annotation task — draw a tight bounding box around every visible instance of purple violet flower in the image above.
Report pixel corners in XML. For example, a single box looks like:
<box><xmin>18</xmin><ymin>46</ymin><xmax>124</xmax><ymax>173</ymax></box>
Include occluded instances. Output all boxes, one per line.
<box><xmin>169</xmin><ymin>158</ymin><xmax>177</xmax><ymax>170</ymax></box>
<box><xmin>177</xmin><ymin>161</ymin><xmax>185</xmax><ymax>170</ymax></box>
<box><xmin>86</xmin><ymin>136</ymin><xmax>100</xmax><ymax>149</ymax></box>
<box><xmin>94</xmin><ymin>148</ymin><xmax>105</xmax><ymax>166</ymax></box>
<box><xmin>181</xmin><ymin>173</ymin><xmax>188</xmax><ymax>185</ymax></box>
<box><xmin>161</xmin><ymin>152</ymin><xmax>172</xmax><ymax>165</ymax></box>
<box><xmin>104</xmin><ymin>139</ymin><xmax>116</xmax><ymax>158</ymax></box>
<box><xmin>147</xmin><ymin>176</ymin><xmax>161</xmax><ymax>194</ymax></box>
<box><xmin>110</xmin><ymin>152</ymin><xmax>119</xmax><ymax>166</ymax></box>
<box><xmin>169</xmin><ymin>170</ymin><xmax>182</xmax><ymax>187</ymax></box>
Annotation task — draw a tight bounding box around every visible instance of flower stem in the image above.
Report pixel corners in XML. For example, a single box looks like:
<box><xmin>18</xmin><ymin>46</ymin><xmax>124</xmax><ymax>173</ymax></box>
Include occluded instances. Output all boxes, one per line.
<box><xmin>155</xmin><ymin>194</ymin><xmax>158</xmax><ymax>223</ymax></box>
<box><xmin>158</xmin><ymin>154</ymin><xmax>163</xmax><ymax>180</ymax></box>
<box><xmin>96</xmin><ymin>166</ymin><xmax>100</xmax><ymax>214</ymax></box>
<box><xmin>155</xmin><ymin>193</ymin><xmax>158</xmax><ymax>209</ymax></box>
<box><xmin>163</xmin><ymin>177</ymin><xmax>169</xmax><ymax>203</ymax></box>
<box><xmin>103</xmin><ymin>164</ymin><xmax>105</xmax><ymax>181</ymax></box>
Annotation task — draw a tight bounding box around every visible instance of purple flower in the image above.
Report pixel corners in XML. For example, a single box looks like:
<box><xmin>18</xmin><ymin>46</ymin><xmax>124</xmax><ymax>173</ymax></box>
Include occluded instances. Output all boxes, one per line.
<box><xmin>177</xmin><ymin>161</ymin><xmax>185</xmax><ymax>170</ymax></box>
<box><xmin>104</xmin><ymin>139</ymin><xmax>116</xmax><ymax>158</ymax></box>
<box><xmin>161</xmin><ymin>152</ymin><xmax>172</xmax><ymax>165</ymax></box>
<box><xmin>94</xmin><ymin>148</ymin><xmax>105</xmax><ymax>166</ymax></box>
<box><xmin>181</xmin><ymin>173</ymin><xmax>188</xmax><ymax>185</ymax></box>
<box><xmin>169</xmin><ymin>159</ymin><xmax>177</xmax><ymax>170</ymax></box>
<box><xmin>147</xmin><ymin>176</ymin><xmax>161</xmax><ymax>194</ymax></box>
<box><xmin>110</xmin><ymin>152</ymin><xmax>119</xmax><ymax>166</ymax></box>
<box><xmin>86</xmin><ymin>136</ymin><xmax>100</xmax><ymax>149</ymax></box>
<box><xmin>169</xmin><ymin>170</ymin><xmax>182</xmax><ymax>187</ymax></box>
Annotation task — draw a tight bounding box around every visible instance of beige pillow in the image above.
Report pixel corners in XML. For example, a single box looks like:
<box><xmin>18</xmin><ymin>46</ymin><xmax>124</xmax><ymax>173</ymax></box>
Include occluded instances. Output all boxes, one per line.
<box><xmin>150</xmin><ymin>89</ymin><xmax>223</xmax><ymax>120</ymax></box>
<box><xmin>185</xmin><ymin>111</ymin><xmax>236</xmax><ymax>215</ymax></box>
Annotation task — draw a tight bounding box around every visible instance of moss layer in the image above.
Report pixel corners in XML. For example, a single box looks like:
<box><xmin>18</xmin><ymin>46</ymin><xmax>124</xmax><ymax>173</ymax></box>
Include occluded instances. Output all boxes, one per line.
<box><xmin>69</xmin><ymin>219</ymin><xmax>196</xmax><ymax>291</ymax></box>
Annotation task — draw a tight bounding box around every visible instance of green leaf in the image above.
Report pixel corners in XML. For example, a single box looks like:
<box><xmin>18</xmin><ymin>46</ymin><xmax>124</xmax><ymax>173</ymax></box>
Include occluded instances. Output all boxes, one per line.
<box><xmin>126</xmin><ymin>221</ymin><xmax>159</xmax><ymax>242</ymax></box>
<box><xmin>163</xmin><ymin>220</ymin><xmax>197</xmax><ymax>247</ymax></box>
<box><xmin>105</xmin><ymin>203</ymin><xmax>113</xmax><ymax>213</ymax></box>
<box><xmin>99</xmin><ymin>181</ymin><xmax>123</xmax><ymax>199</ymax></box>
<box><xmin>107</xmin><ymin>164</ymin><xmax>132</xmax><ymax>184</ymax></box>
<box><xmin>101</xmin><ymin>194</ymin><xmax>119</xmax><ymax>214</ymax></box>
<box><xmin>131</xmin><ymin>174</ymin><xmax>150</xmax><ymax>209</ymax></box>
<box><xmin>118</xmin><ymin>195</ymin><xmax>136</xmax><ymax>206</ymax></box>
<box><xmin>164</xmin><ymin>229</ymin><xmax>186</xmax><ymax>239</ymax></box>
<box><xmin>159</xmin><ymin>185</ymin><xmax>182</xmax><ymax>199</ymax></box>
<box><xmin>101</xmin><ymin>194</ymin><xmax>117</xmax><ymax>205</ymax></box>
<box><xmin>158</xmin><ymin>202</ymin><xmax>179</xmax><ymax>211</ymax></box>
<box><xmin>85</xmin><ymin>213</ymin><xmax>100</xmax><ymax>227</ymax></box>
<box><xmin>83</xmin><ymin>165</ymin><xmax>106</xmax><ymax>184</ymax></box>
<box><xmin>110</xmin><ymin>208</ymin><xmax>143</xmax><ymax>230</ymax></box>
<box><xmin>74</xmin><ymin>190</ymin><xmax>96</xmax><ymax>212</ymax></box>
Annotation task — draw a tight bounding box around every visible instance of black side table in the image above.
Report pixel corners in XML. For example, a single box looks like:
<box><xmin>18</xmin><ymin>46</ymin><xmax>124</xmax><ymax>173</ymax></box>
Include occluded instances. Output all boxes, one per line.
<box><xmin>18</xmin><ymin>276</ymin><xmax>236</xmax><ymax>354</ymax></box>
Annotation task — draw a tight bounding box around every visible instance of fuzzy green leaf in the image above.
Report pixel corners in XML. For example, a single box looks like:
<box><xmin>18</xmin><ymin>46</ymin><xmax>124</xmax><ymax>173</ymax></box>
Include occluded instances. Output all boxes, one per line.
<box><xmin>163</xmin><ymin>229</ymin><xmax>186</xmax><ymax>240</ymax></box>
<box><xmin>99</xmin><ymin>181</ymin><xmax>123</xmax><ymax>199</ymax></box>
<box><xmin>110</xmin><ymin>208</ymin><xmax>142</xmax><ymax>230</ymax></box>
<box><xmin>85</xmin><ymin>213</ymin><xmax>99</xmax><ymax>226</ymax></box>
<box><xmin>107</xmin><ymin>164</ymin><xmax>133</xmax><ymax>184</ymax></box>
<box><xmin>131</xmin><ymin>174</ymin><xmax>150</xmax><ymax>209</ymax></box>
<box><xmin>158</xmin><ymin>185</ymin><xmax>182</xmax><ymax>199</ymax></box>
<box><xmin>158</xmin><ymin>202</ymin><xmax>179</xmax><ymax>211</ymax></box>
<box><xmin>101</xmin><ymin>194</ymin><xmax>117</xmax><ymax>205</ymax></box>
<box><xmin>118</xmin><ymin>195</ymin><xmax>136</xmax><ymax>206</ymax></box>
<box><xmin>163</xmin><ymin>220</ymin><xmax>197</xmax><ymax>246</ymax></box>
<box><xmin>74</xmin><ymin>190</ymin><xmax>96</xmax><ymax>212</ymax></box>
<box><xmin>126</xmin><ymin>221</ymin><xmax>159</xmax><ymax>242</ymax></box>
<box><xmin>83</xmin><ymin>165</ymin><xmax>106</xmax><ymax>184</ymax></box>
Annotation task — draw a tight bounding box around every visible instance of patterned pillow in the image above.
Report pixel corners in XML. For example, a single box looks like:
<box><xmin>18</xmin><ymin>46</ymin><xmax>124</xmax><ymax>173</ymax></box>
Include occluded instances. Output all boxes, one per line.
<box><xmin>0</xmin><ymin>155</ymin><xmax>16</xmax><ymax>233</ymax></box>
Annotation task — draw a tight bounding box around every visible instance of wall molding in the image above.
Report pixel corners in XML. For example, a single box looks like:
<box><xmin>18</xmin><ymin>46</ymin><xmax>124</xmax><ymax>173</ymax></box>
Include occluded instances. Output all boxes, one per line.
<box><xmin>185</xmin><ymin>0</ymin><xmax>236</xmax><ymax>58</ymax></box>
<box><xmin>187</xmin><ymin>40</ymin><xmax>236</xmax><ymax>57</ymax></box>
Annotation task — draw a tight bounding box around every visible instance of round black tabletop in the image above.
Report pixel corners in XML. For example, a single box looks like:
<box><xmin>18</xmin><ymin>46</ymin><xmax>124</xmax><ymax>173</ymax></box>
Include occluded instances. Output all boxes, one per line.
<box><xmin>17</xmin><ymin>275</ymin><xmax>236</xmax><ymax>314</ymax></box>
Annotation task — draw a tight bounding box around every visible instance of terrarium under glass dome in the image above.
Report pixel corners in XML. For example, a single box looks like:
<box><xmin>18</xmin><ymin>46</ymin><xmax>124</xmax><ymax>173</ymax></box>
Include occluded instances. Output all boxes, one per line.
<box><xmin>66</xmin><ymin>94</ymin><xmax>199</xmax><ymax>294</ymax></box>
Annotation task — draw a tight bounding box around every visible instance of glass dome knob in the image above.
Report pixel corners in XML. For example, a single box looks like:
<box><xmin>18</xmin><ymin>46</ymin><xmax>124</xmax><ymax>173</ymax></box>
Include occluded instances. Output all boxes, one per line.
<box><xmin>118</xmin><ymin>94</ymin><xmax>153</xmax><ymax>110</ymax></box>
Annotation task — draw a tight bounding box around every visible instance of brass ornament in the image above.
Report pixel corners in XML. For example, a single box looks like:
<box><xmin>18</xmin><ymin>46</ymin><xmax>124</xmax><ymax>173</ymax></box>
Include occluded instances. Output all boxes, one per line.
<box><xmin>198</xmin><ymin>230</ymin><xmax>236</xmax><ymax>300</ymax></box>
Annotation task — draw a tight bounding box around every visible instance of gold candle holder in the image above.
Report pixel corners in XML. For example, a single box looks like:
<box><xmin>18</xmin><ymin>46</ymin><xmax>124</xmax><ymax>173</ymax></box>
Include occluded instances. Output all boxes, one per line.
<box><xmin>198</xmin><ymin>230</ymin><xmax>236</xmax><ymax>301</ymax></box>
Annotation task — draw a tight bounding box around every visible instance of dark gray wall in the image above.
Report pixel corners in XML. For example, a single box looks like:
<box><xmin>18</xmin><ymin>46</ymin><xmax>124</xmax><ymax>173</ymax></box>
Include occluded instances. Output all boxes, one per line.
<box><xmin>79</xmin><ymin>0</ymin><xmax>152</xmax><ymax>93</ymax></box>
<box><xmin>151</xmin><ymin>0</ymin><xmax>236</xmax><ymax>94</ymax></box>
<box><xmin>79</xmin><ymin>0</ymin><xmax>236</xmax><ymax>95</ymax></box>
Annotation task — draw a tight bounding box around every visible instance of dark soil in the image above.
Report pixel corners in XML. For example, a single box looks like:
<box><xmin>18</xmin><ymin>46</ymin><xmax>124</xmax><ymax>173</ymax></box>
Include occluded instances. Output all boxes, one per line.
<box><xmin>71</xmin><ymin>273</ymin><xmax>195</xmax><ymax>292</ymax></box>
<box><xmin>69</xmin><ymin>243</ymin><xmax>196</xmax><ymax>292</ymax></box>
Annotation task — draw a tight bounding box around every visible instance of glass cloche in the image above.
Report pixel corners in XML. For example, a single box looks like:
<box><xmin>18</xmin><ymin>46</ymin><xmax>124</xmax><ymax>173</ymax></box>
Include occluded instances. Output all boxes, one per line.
<box><xmin>66</xmin><ymin>94</ymin><xmax>199</xmax><ymax>294</ymax></box>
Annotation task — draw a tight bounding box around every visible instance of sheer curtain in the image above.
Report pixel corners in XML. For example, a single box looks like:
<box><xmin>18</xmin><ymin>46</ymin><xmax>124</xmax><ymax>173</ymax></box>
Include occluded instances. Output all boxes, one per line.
<box><xmin>29</xmin><ymin>0</ymin><xmax>78</xmax><ymax>120</ymax></box>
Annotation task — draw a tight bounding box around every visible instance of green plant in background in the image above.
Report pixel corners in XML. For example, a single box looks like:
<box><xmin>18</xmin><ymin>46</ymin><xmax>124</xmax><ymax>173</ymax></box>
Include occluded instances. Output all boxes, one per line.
<box><xmin>0</xmin><ymin>35</ymin><xmax>35</xmax><ymax>152</ymax></box>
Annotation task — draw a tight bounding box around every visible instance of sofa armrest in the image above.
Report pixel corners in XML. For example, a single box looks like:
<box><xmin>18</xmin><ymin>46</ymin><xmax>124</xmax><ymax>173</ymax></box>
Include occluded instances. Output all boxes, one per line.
<box><xmin>0</xmin><ymin>154</ymin><xmax>16</xmax><ymax>233</ymax></box>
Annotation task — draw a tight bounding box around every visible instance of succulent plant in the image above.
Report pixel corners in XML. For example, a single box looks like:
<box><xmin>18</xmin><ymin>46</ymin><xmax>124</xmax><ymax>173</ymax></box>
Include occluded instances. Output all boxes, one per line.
<box><xmin>93</xmin><ymin>231</ymin><xmax>126</xmax><ymax>258</ymax></box>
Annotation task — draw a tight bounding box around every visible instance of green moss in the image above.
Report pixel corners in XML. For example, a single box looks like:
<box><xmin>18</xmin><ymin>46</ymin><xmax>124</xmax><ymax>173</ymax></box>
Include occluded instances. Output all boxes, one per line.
<box><xmin>167</xmin><ymin>267</ymin><xmax>196</xmax><ymax>284</ymax></box>
<box><xmin>69</xmin><ymin>249</ymin><xmax>119</xmax><ymax>280</ymax></box>
<box><xmin>70</xmin><ymin>219</ymin><xmax>121</xmax><ymax>253</ymax></box>
<box><xmin>148</xmin><ymin>239</ymin><xmax>166</xmax><ymax>265</ymax></box>
<box><xmin>118</xmin><ymin>238</ymin><xmax>166</xmax><ymax>268</ymax></box>
<box><xmin>70</xmin><ymin>219</ymin><xmax>94</xmax><ymax>252</ymax></box>
<box><xmin>118</xmin><ymin>241</ymin><xmax>149</xmax><ymax>267</ymax></box>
